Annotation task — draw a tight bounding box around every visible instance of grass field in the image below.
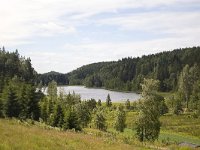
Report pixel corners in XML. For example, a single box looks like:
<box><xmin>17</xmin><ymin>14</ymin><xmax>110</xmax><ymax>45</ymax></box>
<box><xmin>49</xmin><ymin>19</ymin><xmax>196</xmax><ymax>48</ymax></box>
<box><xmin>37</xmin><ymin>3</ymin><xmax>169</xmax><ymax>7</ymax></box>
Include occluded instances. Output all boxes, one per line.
<box><xmin>0</xmin><ymin>119</ymin><xmax>151</xmax><ymax>150</ymax></box>
<box><xmin>0</xmin><ymin>115</ymin><xmax>200</xmax><ymax>150</ymax></box>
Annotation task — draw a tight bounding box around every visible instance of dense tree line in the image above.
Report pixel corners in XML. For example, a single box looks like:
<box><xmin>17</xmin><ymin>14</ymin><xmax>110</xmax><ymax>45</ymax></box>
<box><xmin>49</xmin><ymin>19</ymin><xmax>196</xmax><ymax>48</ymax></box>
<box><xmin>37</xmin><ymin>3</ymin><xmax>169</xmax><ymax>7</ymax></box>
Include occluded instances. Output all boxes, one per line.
<box><xmin>36</xmin><ymin>71</ymin><xmax>69</xmax><ymax>86</ymax></box>
<box><xmin>0</xmin><ymin>47</ymin><xmax>42</xmax><ymax>119</ymax></box>
<box><xmin>66</xmin><ymin>47</ymin><xmax>200</xmax><ymax>92</ymax></box>
<box><xmin>0</xmin><ymin>47</ymin><xmax>37</xmax><ymax>93</ymax></box>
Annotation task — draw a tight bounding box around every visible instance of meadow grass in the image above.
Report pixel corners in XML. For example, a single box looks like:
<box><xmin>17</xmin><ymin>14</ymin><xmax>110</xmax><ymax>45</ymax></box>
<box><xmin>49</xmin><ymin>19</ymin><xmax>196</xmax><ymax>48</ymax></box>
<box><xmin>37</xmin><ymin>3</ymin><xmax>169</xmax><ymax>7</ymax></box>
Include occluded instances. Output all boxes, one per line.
<box><xmin>0</xmin><ymin>119</ymin><xmax>149</xmax><ymax>150</ymax></box>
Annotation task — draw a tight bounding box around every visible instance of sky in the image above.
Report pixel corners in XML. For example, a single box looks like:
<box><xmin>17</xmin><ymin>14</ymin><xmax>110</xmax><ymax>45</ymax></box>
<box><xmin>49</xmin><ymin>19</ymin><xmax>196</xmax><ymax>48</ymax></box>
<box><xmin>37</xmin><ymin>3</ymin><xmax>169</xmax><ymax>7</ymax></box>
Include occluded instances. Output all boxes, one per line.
<box><xmin>0</xmin><ymin>0</ymin><xmax>200</xmax><ymax>73</ymax></box>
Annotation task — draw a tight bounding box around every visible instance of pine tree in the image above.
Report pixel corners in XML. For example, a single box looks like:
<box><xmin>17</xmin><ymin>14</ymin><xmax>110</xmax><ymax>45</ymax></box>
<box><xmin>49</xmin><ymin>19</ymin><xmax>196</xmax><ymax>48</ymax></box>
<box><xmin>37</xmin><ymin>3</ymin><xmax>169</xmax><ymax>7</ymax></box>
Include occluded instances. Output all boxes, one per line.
<box><xmin>106</xmin><ymin>94</ymin><xmax>112</xmax><ymax>107</ymax></box>
<box><xmin>97</xmin><ymin>99</ymin><xmax>102</xmax><ymax>107</ymax></box>
<box><xmin>63</xmin><ymin>109</ymin><xmax>81</xmax><ymax>131</ymax></box>
<box><xmin>125</xmin><ymin>99</ymin><xmax>130</xmax><ymax>110</ymax></box>
<box><xmin>47</xmin><ymin>80</ymin><xmax>57</xmax><ymax>102</ymax></box>
<box><xmin>4</xmin><ymin>86</ymin><xmax>20</xmax><ymax>117</ymax></box>
<box><xmin>51</xmin><ymin>103</ymin><xmax>64</xmax><ymax>127</ymax></box>
<box><xmin>94</xmin><ymin>108</ymin><xmax>106</xmax><ymax>131</ymax></box>
<box><xmin>40</xmin><ymin>97</ymin><xmax>48</xmax><ymax>122</ymax></box>
<box><xmin>114</xmin><ymin>107</ymin><xmax>126</xmax><ymax>132</ymax></box>
<box><xmin>74</xmin><ymin>102</ymin><xmax>91</xmax><ymax>128</ymax></box>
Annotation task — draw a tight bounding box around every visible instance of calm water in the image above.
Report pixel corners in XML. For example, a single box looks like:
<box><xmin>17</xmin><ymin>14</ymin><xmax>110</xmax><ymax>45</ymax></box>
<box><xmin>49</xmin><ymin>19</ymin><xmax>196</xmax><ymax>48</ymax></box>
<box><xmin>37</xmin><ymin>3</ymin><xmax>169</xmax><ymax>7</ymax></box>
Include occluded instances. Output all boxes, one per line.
<box><xmin>56</xmin><ymin>86</ymin><xmax>140</xmax><ymax>102</ymax></box>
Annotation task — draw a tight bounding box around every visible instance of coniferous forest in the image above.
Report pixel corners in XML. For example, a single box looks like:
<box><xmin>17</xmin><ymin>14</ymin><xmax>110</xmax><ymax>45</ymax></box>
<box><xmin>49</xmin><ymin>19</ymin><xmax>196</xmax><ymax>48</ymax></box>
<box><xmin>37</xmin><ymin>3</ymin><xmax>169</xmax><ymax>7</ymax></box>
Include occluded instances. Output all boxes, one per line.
<box><xmin>0</xmin><ymin>47</ymin><xmax>200</xmax><ymax>149</ymax></box>
<box><xmin>66</xmin><ymin>47</ymin><xmax>200</xmax><ymax>92</ymax></box>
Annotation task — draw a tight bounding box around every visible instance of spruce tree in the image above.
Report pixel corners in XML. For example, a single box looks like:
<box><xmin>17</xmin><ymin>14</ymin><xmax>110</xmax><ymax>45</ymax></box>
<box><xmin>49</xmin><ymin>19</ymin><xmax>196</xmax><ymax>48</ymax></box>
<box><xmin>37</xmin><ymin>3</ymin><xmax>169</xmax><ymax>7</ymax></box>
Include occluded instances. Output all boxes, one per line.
<box><xmin>106</xmin><ymin>94</ymin><xmax>112</xmax><ymax>107</ymax></box>
<box><xmin>63</xmin><ymin>109</ymin><xmax>81</xmax><ymax>131</ymax></box>
<box><xmin>94</xmin><ymin>108</ymin><xmax>106</xmax><ymax>131</ymax></box>
<box><xmin>4</xmin><ymin>86</ymin><xmax>20</xmax><ymax>117</ymax></box>
<box><xmin>51</xmin><ymin>103</ymin><xmax>64</xmax><ymax>127</ymax></box>
<box><xmin>114</xmin><ymin>107</ymin><xmax>126</xmax><ymax>132</ymax></box>
<box><xmin>125</xmin><ymin>99</ymin><xmax>130</xmax><ymax>110</ymax></box>
<box><xmin>97</xmin><ymin>99</ymin><xmax>102</xmax><ymax>107</ymax></box>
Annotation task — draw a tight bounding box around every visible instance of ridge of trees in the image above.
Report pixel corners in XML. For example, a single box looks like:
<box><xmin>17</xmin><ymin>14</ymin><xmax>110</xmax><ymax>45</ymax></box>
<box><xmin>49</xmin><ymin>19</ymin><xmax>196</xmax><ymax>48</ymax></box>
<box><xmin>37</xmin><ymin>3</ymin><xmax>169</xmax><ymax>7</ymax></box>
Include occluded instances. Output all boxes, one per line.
<box><xmin>38</xmin><ymin>47</ymin><xmax>200</xmax><ymax>93</ymax></box>
<box><xmin>37</xmin><ymin>71</ymin><xmax>69</xmax><ymax>86</ymax></box>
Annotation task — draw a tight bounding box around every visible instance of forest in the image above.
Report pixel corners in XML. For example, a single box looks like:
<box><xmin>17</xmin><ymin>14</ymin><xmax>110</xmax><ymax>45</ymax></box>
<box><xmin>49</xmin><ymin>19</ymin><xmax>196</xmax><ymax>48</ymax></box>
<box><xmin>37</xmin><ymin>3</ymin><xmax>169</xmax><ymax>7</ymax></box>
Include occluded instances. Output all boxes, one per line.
<box><xmin>37</xmin><ymin>47</ymin><xmax>200</xmax><ymax>93</ymax></box>
<box><xmin>0</xmin><ymin>47</ymin><xmax>200</xmax><ymax>149</ymax></box>
<box><xmin>66</xmin><ymin>47</ymin><xmax>200</xmax><ymax>92</ymax></box>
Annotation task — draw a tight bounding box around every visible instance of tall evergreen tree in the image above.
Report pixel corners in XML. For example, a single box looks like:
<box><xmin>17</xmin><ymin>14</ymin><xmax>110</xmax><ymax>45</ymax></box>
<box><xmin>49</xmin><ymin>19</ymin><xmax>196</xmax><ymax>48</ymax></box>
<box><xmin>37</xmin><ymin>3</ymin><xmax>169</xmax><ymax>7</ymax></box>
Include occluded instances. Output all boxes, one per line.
<box><xmin>74</xmin><ymin>102</ymin><xmax>91</xmax><ymax>128</ymax></box>
<box><xmin>94</xmin><ymin>108</ymin><xmax>106</xmax><ymax>131</ymax></box>
<box><xmin>125</xmin><ymin>99</ymin><xmax>131</xmax><ymax>110</ymax></box>
<box><xmin>106</xmin><ymin>94</ymin><xmax>112</xmax><ymax>107</ymax></box>
<box><xmin>114</xmin><ymin>107</ymin><xmax>126</xmax><ymax>132</ymax></box>
<box><xmin>3</xmin><ymin>86</ymin><xmax>20</xmax><ymax>117</ymax></box>
<box><xmin>63</xmin><ymin>109</ymin><xmax>81</xmax><ymax>131</ymax></box>
<box><xmin>47</xmin><ymin>80</ymin><xmax>57</xmax><ymax>102</ymax></box>
<box><xmin>51</xmin><ymin>103</ymin><xmax>64</xmax><ymax>127</ymax></box>
<box><xmin>97</xmin><ymin>99</ymin><xmax>102</xmax><ymax>107</ymax></box>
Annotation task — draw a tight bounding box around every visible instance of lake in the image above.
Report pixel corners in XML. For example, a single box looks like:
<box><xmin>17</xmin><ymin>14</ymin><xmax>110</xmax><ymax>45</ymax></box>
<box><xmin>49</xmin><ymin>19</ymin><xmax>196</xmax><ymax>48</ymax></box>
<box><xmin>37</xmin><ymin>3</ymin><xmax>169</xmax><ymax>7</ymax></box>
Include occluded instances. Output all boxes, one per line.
<box><xmin>55</xmin><ymin>86</ymin><xmax>140</xmax><ymax>102</ymax></box>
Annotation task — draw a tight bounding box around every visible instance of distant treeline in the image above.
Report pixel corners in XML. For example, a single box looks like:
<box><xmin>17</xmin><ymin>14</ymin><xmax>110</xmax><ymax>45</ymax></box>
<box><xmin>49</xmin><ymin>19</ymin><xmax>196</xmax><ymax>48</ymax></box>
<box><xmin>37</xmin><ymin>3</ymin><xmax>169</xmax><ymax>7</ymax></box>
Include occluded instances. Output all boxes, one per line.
<box><xmin>37</xmin><ymin>71</ymin><xmax>69</xmax><ymax>86</ymax></box>
<box><xmin>38</xmin><ymin>47</ymin><xmax>200</xmax><ymax>92</ymax></box>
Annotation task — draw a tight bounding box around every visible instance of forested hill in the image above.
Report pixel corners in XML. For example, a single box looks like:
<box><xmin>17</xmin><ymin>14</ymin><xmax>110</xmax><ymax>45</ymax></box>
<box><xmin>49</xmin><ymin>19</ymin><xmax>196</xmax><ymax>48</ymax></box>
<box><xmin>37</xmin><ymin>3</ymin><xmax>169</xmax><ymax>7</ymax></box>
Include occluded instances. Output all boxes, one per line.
<box><xmin>37</xmin><ymin>71</ymin><xmax>69</xmax><ymax>86</ymax></box>
<box><xmin>65</xmin><ymin>47</ymin><xmax>200</xmax><ymax>92</ymax></box>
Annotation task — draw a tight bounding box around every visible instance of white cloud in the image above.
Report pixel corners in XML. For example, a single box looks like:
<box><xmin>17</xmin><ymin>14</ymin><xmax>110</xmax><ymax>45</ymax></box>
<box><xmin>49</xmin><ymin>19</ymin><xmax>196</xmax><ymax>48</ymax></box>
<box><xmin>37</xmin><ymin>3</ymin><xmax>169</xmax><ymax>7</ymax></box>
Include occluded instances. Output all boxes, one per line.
<box><xmin>1</xmin><ymin>0</ymin><xmax>197</xmax><ymax>46</ymax></box>
<box><xmin>98</xmin><ymin>12</ymin><xmax>200</xmax><ymax>37</ymax></box>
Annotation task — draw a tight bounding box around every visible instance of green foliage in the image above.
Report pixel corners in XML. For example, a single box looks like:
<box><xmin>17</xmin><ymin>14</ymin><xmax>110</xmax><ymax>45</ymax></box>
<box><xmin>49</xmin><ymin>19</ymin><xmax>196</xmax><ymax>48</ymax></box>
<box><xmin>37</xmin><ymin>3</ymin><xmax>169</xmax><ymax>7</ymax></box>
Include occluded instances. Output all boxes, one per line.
<box><xmin>97</xmin><ymin>99</ymin><xmax>102</xmax><ymax>107</ymax></box>
<box><xmin>47</xmin><ymin>80</ymin><xmax>57</xmax><ymax>102</ymax></box>
<box><xmin>2</xmin><ymin>84</ymin><xmax>20</xmax><ymax>118</ymax></box>
<box><xmin>40</xmin><ymin>97</ymin><xmax>48</xmax><ymax>122</ymax></box>
<box><xmin>74</xmin><ymin>102</ymin><xmax>91</xmax><ymax>128</ymax></box>
<box><xmin>85</xmin><ymin>98</ymin><xmax>97</xmax><ymax>111</ymax></box>
<box><xmin>36</xmin><ymin>71</ymin><xmax>69</xmax><ymax>86</ymax></box>
<box><xmin>0</xmin><ymin>98</ymin><xmax>3</xmax><ymax>117</ymax></box>
<box><xmin>106</xmin><ymin>94</ymin><xmax>112</xmax><ymax>107</ymax></box>
<box><xmin>114</xmin><ymin>107</ymin><xmax>126</xmax><ymax>132</ymax></box>
<box><xmin>135</xmin><ymin>79</ymin><xmax>161</xmax><ymax>142</ymax></box>
<box><xmin>50</xmin><ymin>103</ymin><xmax>64</xmax><ymax>127</ymax></box>
<box><xmin>136</xmin><ymin>112</ymin><xmax>161</xmax><ymax>142</ymax></box>
<box><xmin>125</xmin><ymin>99</ymin><xmax>131</xmax><ymax>110</ymax></box>
<box><xmin>94</xmin><ymin>107</ymin><xmax>107</xmax><ymax>131</ymax></box>
<box><xmin>0</xmin><ymin>48</ymin><xmax>36</xmax><ymax>93</ymax></box>
<box><xmin>63</xmin><ymin>109</ymin><xmax>81</xmax><ymax>131</ymax></box>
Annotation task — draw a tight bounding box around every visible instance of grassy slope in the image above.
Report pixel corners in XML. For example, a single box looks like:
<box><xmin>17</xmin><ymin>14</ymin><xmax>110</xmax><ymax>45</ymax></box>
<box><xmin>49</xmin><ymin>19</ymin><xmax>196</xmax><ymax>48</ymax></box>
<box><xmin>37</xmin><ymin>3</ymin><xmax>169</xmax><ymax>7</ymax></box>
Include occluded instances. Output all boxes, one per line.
<box><xmin>0</xmin><ymin>119</ymin><xmax>149</xmax><ymax>150</ymax></box>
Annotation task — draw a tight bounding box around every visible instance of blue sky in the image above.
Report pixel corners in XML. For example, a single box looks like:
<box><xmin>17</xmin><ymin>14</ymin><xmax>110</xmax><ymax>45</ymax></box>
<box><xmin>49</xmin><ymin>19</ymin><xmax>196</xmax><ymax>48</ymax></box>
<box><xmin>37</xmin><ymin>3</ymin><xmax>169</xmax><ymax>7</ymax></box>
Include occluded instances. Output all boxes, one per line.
<box><xmin>0</xmin><ymin>0</ymin><xmax>200</xmax><ymax>73</ymax></box>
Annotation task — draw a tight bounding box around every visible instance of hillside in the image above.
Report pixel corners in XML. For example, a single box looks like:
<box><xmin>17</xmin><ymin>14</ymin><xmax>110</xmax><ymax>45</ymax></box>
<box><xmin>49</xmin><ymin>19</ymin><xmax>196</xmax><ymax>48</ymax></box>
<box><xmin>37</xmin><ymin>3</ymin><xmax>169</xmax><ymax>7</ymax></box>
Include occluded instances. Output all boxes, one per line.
<box><xmin>37</xmin><ymin>71</ymin><xmax>69</xmax><ymax>86</ymax></box>
<box><xmin>0</xmin><ymin>119</ymin><xmax>147</xmax><ymax>150</ymax></box>
<box><xmin>38</xmin><ymin>47</ymin><xmax>200</xmax><ymax>92</ymax></box>
<box><xmin>67</xmin><ymin>47</ymin><xmax>200</xmax><ymax>92</ymax></box>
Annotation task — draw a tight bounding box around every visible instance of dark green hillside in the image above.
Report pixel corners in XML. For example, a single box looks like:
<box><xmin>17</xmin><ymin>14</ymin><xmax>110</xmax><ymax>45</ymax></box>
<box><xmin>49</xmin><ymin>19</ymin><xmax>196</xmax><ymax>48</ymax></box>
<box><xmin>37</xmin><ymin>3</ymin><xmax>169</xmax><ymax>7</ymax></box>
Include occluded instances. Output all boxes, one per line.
<box><xmin>67</xmin><ymin>61</ymin><xmax>112</xmax><ymax>85</ymax></box>
<box><xmin>37</xmin><ymin>71</ymin><xmax>69</xmax><ymax>86</ymax></box>
<box><xmin>67</xmin><ymin>47</ymin><xmax>200</xmax><ymax>92</ymax></box>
